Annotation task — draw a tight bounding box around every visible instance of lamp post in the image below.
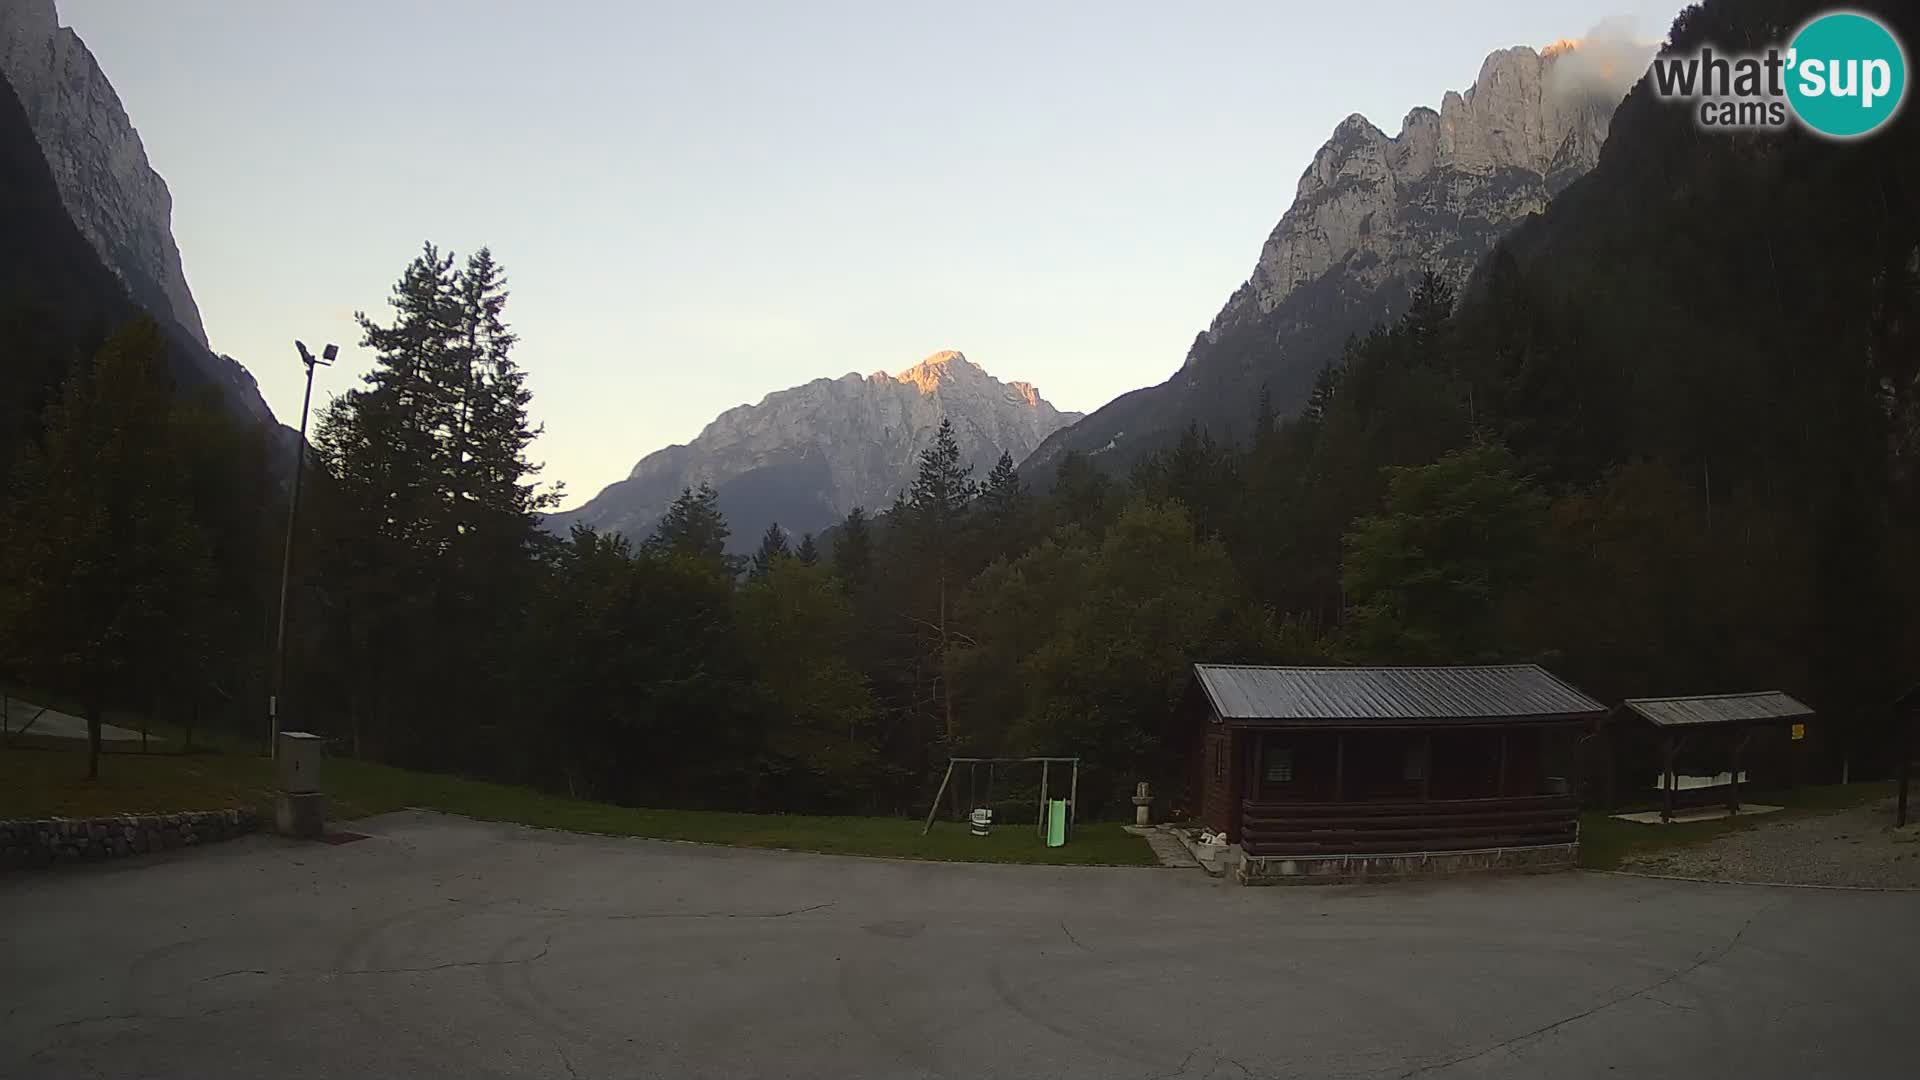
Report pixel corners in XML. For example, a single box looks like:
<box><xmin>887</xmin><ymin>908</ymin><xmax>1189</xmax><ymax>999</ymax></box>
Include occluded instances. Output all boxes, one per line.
<box><xmin>270</xmin><ymin>341</ymin><xmax>335</xmax><ymax>757</ymax></box>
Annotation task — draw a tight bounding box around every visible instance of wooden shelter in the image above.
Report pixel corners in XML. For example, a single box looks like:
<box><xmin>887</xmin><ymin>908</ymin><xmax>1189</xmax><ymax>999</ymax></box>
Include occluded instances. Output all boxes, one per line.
<box><xmin>1184</xmin><ymin>665</ymin><xmax>1605</xmax><ymax>862</ymax></box>
<box><xmin>1606</xmin><ymin>692</ymin><xmax>1814</xmax><ymax>822</ymax></box>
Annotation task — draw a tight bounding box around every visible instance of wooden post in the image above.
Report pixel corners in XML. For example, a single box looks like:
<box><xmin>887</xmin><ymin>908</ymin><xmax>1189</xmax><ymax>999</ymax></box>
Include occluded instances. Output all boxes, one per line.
<box><xmin>1729</xmin><ymin>729</ymin><xmax>1753</xmax><ymax>813</ymax></box>
<box><xmin>1420</xmin><ymin>733</ymin><xmax>1433</xmax><ymax>801</ymax></box>
<box><xmin>1068</xmin><ymin>759</ymin><xmax>1079</xmax><ymax>831</ymax></box>
<box><xmin>1038</xmin><ymin>760</ymin><xmax>1049</xmax><ymax>839</ymax></box>
<box><xmin>1250</xmin><ymin>734</ymin><xmax>1265</xmax><ymax>800</ymax></box>
<box><xmin>1497</xmin><ymin>731</ymin><xmax>1509</xmax><ymax>797</ymax></box>
<box><xmin>1604</xmin><ymin>717</ymin><xmax>1618</xmax><ymax>811</ymax></box>
<box><xmin>1899</xmin><ymin>709</ymin><xmax>1912</xmax><ymax>829</ymax></box>
<box><xmin>1334</xmin><ymin>733</ymin><xmax>1346</xmax><ymax>802</ymax></box>
<box><xmin>922</xmin><ymin>760</ymin><xmax>955</xmax><ymax>836</ymax></box>
<box><xmin>1662</xmin><ymin>734</ymin><xmax>1677</xmax><ymax>824</ymax></box>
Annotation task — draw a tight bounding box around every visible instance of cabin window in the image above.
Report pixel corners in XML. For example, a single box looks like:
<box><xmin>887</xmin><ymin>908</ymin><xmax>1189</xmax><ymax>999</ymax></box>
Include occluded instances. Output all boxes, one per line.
<box><xmin>1403</xmin><ymin>743</ymin><xmax>1427</xmax><ymax>782</ymax></box>
<box><xmin>1212</xmin><ymin>743</ymin><xmax>1225</xmax><ymax>781</ymax></box>
<box><xmin>1265</xmin><ymin>748</ymin><xmax>1294</xmax><ymax>783</ymax></box>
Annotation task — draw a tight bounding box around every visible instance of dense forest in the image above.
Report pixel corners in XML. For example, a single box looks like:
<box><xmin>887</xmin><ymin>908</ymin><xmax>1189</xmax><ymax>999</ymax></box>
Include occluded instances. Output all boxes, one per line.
<box><xmin>3</xmin><ymin>0</ymin><xmax>1916</xmax><ymax>819</ymax></box>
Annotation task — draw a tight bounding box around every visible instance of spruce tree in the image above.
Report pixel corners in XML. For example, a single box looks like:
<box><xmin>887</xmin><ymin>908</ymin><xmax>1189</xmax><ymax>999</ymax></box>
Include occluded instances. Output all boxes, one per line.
<box><xmin>647</xmin><ymin>483</ymin><xmax>738</xmax><ymax>572</ymax></box>
<box><xmin>906</xmin><ymin>419</ymin><xmax>977</xmax><ymax>534</ymax></box>
<box><xmin>832</xmin><ymin>506</ymin><xmax>873</xmax><ymax>591</ymax></box>
<box><xmin>452</xmin><ymin>248</ymin><xmax>559</xmax><ymax>542</ymax></box>
<box><xmin>313</xmin><ymin>243</ymin><xmax>556</xmax><ymax>762</ymax></box>
<box><xmin>750</xmin><ymin>522</ymin><xmax>791</xmax><ymax>581</ymax></box>
<box><xmin>976</xmin><ymin>449</ymin><xmax>1027</xmax><ymax>559</ymax></box>
<box><xmin>979</xmin><ymin>450</ymin><xmax>1020</xmax><ymax>516</ymax></box>
<box><xmin>338</xmin><ymin>243</ymin><xmax>460</xmax><ymax>553</ymax></box>
<box><xmin>795</xmin><ymin>533</ymin><xmax>820</xmax><ymax>565</ymax></box>
<box><xmin>1404</xmin><ymin>269</ymin><xmax>1455</xmax><ymax>349</ymax></box>
<box><xmin>903</xmin><ymin>418</ymin><xmax>976</xmax><ymax>745</ymax></box>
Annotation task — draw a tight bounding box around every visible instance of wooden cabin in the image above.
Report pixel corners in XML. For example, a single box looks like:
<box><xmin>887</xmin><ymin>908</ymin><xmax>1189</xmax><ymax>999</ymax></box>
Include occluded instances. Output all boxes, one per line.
<box><xmin>1184</xmin><ymin>664</ymin><xmax>1606</xmax><ymax>875</ymax></box>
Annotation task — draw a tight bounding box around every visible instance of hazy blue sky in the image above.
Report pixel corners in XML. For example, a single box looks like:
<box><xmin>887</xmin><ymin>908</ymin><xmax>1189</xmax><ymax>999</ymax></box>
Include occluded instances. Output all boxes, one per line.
<box><xmin>60</xmin><ymin>0</ymin><xmax>1681</xmax><ymax>508</ymax></box>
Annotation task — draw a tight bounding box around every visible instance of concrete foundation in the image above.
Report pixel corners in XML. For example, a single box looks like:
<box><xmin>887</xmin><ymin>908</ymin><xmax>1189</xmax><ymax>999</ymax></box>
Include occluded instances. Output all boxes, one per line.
<box><xmin>1237</xmin><ymin>842</ymin><xmax>1579</xmax><ymax>885</ymax></box>
<box><xmin>274</xmin><ymin>791</ymin><xmax>326</xmax><ymax>840</ymax></box>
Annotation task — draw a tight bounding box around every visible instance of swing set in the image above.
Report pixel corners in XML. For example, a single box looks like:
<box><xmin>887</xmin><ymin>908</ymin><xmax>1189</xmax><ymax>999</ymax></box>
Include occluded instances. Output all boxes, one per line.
<box><xmin>920</xmin><ymin>756</ymin><xmax>1081</xmax><ymax>840</ymax></box>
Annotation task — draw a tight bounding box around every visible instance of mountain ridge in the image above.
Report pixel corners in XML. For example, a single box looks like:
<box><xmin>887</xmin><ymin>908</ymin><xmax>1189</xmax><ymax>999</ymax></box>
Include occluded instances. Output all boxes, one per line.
<box><xmin>1023</xmin><ymin>31</ymin><xmax>1651</xmax><ymax>478</ymax></box>
<box><xmin>547</xmin><ymin>350</ymin><xmax>1080</xmax><ymax>550</ymax></box>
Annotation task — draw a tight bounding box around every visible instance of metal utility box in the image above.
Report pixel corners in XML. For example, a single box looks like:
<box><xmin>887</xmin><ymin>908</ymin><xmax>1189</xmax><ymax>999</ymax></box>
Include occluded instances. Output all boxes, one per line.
<box><xmin>277</xmin><ymin>731</ymin><xmax>324</xmax><ymax>794</ymax></box>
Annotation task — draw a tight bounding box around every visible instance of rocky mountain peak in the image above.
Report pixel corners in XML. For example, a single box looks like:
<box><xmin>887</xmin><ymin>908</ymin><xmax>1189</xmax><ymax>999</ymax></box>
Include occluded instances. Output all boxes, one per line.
<box><xmin>1021</xmin><ymin>27</ymin><xmax>1653</xmax><ymax>478</ymax></box>
<box><xmin>1203</xmin><ymin>32</ymin><xmax>1653</xmax><ymax>345</ymax></box>
<box><xmin>889</xmin><ymin>349</ymin><xmax>981</xmax><ymax>394</ymax></box>
<box><xmin>548</xmin><ymin>352</ymin><xmax>1081</xmax><ymax>551</ymax></box>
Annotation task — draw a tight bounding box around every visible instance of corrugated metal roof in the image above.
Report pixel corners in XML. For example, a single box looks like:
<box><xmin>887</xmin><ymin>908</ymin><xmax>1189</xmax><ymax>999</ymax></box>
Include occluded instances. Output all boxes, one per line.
<box><xmin>1621</xmin><ymin>692</ymin><xmax>1813</xmax><ymax>728</ymax></box>
<box><xmin>1192</xmin><ymin>664</ymin><xmax>1606</xmax><ymax>726</ymax></box>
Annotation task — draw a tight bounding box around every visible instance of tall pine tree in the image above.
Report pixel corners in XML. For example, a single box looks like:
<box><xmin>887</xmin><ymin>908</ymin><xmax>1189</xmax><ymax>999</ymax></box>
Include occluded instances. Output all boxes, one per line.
<box><xmin>312</xmin><ymin>243</ymin><xmax>555</xmax><ymax>764</ymax></box>
<box><xmin>901</xmin><ymin>419</ymin><xmax>976</xmax><ymax>746</ymax></box>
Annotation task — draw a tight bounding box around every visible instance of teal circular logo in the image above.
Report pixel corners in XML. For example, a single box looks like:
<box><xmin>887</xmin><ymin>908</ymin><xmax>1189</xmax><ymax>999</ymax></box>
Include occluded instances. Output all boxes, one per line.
<box><xmin>1786</xmin><ymin>12</ymin><xmax>1907</xmax><ymax>138</ymax></box>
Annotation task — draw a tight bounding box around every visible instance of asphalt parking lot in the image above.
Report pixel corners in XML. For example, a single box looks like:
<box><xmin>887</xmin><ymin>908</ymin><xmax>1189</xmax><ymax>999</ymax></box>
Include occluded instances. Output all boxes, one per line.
<box><xmin>3</xmin><ymin>810</ymin><xmax>1916</xmax><ymax>1079</ymax></box>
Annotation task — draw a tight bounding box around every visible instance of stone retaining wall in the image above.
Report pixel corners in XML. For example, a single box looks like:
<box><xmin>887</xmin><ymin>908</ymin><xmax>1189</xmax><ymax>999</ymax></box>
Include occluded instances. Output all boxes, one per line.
<box><xmin>0</xmin><ymin>808</ymin><xmax>257</xmax><ymax>871</ymax></box>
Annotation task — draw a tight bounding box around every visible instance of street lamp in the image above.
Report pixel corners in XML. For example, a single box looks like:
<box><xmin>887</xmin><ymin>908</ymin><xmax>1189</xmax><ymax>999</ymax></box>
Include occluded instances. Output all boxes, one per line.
<box><xmin>270</xmin><ymin>340</ymin><xmax>335</xmax><ymax>757</ymax></box>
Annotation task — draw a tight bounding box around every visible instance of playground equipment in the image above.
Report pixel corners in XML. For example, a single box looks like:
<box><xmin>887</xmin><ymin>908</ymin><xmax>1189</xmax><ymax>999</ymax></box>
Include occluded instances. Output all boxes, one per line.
<box><xmin>922</xmin><ymin>756</ymin><xmax>1080</xmax><ymax>842</ymax></box>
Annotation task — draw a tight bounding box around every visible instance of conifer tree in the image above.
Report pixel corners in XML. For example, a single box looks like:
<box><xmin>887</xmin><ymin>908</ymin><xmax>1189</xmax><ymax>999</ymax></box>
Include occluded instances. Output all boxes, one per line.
<box><xmin>795</xmin><ymin>533</ymin><xmax>820</xmax><ymax>565</ymax></box>
<box><xmin>313</xmin><ymin>243</ymin><xmax>555</xmax><ymax>762</ymax></box>
<box><xmin>832</xmin><ymin>506</ymin><xmax>873</xmax><ymax>591</ymax></box>
<box><xmin>750</xmin><ymin>522</ymin><xmax>791</xmax><ymax>581</ymax></box>
<box><xmin>902</xmin><ymin>419</ymin><xmax>976</xmax><ymax>744</ymax></box>
<box><xmin>975</xmin><ymin>449</ymin><xmax>1027</xmax><ymax>559</ymax></box>
<box><xmin>452</xmin><ymin>248</ymin><xmax>559</xmax><ymax>542</ymax></box>
<box><xmin>647</xmin><ymin>482</ymin><xmax>739</xmax><ymax>573</ymax></box>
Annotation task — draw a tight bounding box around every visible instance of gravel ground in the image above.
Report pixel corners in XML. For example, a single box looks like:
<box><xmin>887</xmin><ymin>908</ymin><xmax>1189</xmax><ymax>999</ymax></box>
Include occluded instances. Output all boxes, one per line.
<box><xmin>1623</xmin><ymin>795</ymin><xmax>1920</xmax><ymax>888</ymax></box>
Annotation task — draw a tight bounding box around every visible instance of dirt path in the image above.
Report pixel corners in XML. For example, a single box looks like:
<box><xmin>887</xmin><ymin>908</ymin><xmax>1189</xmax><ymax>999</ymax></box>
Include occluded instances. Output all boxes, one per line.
<box><xmin>1622</xmin><ymin>795</ymin><xmax>1920</xmax><ymax>888</ymax></box>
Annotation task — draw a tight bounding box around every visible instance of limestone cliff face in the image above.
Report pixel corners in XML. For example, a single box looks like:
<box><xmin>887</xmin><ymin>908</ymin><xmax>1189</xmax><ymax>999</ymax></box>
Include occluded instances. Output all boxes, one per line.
<box><xmin>1</xmin><ymin>0</ymin><xmax>206</xmax><ymax>346</ymax></box>
<box><xmin>547</xmin><ymin>351</ymin><xmax>1081</xmax><ymax>548</ymax></box>
<box><xmin>1205</xmin><ymin>44</ymin><xmax>1621</xmax><ymax>342</ymax></box>
<box><xmin>1025</xmin><ymin>38</ymin><xmax>1649</xmax><ymax>477</ymax></box>
<box><xmin>1</xmin><ymin>0</ymin><xmax>275</xmax><ymax>428</ymax></box>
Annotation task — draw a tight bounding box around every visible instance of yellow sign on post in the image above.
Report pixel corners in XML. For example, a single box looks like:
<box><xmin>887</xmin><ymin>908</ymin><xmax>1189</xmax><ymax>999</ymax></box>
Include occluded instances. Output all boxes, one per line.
<box><xmin>1791</xmin><ymin>723</ymin><xmax>1806</xmax><ymax>741</ymax></box>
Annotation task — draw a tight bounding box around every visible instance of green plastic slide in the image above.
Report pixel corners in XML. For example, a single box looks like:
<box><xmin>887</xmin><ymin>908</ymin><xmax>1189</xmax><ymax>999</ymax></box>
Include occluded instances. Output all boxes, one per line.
<box><xmin>1046</xmin><ymin>799</ymin><xmax>1068</xmax><ymax>847</ymax></box>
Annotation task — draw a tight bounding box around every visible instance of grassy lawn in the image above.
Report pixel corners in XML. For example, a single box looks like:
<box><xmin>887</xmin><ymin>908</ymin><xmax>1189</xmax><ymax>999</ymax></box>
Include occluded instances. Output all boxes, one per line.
<box><xmin>1578</xmin><ymin>781</ymin><xmax>1896</xmax><ymax>870</ymax></box>
<box><xmin>0</xmin><ymin>739</ymin><xmax>1156</xmax><ymax>867</ymax></box>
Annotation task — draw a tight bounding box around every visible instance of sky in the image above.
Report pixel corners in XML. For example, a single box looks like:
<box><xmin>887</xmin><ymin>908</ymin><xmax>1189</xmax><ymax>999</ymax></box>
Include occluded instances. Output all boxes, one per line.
<box><xmin>59</xmin><ymin>0</ymin><xmax>1683</xmax><ymax>509</ymax></box>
